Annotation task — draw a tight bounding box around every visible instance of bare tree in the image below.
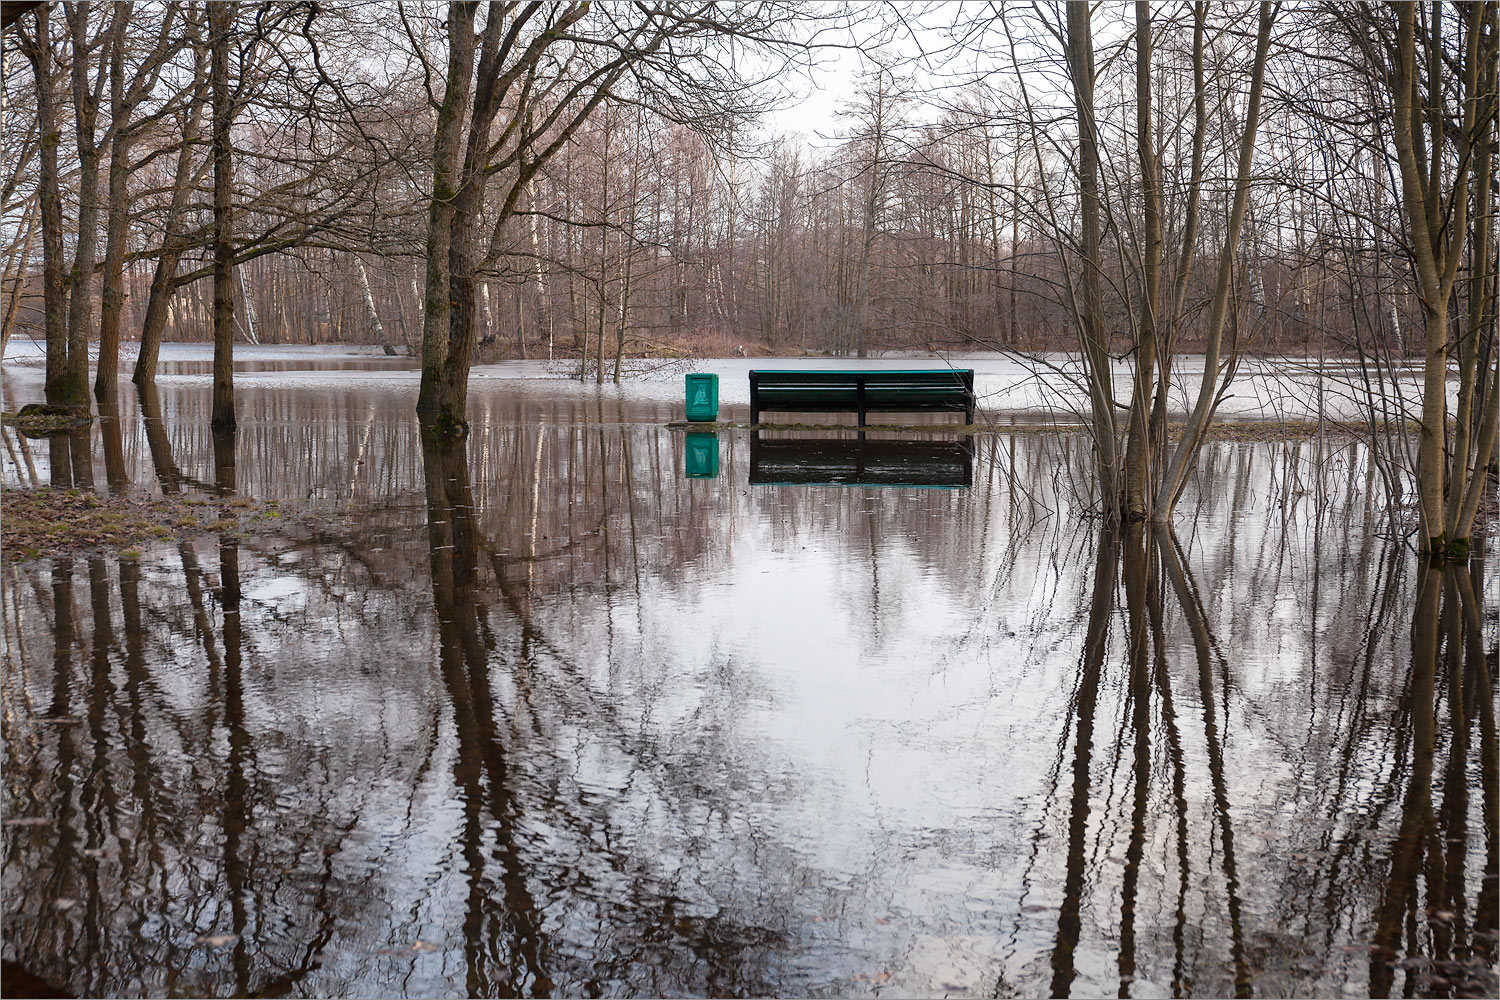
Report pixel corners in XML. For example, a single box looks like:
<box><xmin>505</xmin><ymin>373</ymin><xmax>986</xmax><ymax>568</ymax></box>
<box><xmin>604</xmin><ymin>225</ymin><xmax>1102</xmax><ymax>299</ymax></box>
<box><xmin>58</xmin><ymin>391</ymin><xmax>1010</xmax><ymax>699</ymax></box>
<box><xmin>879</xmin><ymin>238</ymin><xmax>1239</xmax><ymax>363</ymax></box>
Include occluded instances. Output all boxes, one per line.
<box><xmin>209</xmin><ymin>0</ymin><xmax>235</xmax><ymax>428</ymax></box>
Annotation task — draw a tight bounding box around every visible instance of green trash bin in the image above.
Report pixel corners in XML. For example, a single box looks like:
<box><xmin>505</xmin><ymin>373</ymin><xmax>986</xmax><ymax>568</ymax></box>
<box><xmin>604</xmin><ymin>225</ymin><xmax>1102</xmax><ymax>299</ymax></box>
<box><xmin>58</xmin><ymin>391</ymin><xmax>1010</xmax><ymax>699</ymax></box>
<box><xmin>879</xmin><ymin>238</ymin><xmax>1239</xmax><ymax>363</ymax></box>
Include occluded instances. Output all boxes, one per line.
<box><xmin>684</xmin><ymin>432</ymin><xmax>719</xmax><ymax>478</ymax></box>
<box><xmin>685</xmin><ymin>372</ymin><xmax>719</xmax><ymax>422</ymax></box>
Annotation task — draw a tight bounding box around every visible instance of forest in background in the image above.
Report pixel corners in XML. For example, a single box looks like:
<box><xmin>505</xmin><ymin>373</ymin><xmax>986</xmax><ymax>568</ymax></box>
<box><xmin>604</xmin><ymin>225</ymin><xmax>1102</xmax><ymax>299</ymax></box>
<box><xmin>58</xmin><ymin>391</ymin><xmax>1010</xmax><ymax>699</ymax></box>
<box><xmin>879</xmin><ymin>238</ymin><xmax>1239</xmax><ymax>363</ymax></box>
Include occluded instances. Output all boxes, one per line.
<box><xmin>1</xmin><ymin>3</ymin><xmax>1490</xmax><ymax>364</ymax></box>
<box><xmin>0</xmin><ymin>1</ymin><xmax>1494</xmax><ymax>543</ymax></box>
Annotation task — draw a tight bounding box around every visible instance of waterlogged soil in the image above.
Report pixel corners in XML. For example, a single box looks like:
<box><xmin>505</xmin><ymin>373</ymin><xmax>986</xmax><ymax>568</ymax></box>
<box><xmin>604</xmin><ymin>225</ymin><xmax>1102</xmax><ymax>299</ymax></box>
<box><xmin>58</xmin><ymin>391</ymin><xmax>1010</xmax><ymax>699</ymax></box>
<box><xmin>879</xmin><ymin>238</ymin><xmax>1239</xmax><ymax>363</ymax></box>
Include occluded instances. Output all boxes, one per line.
<box><xmin>670</xmin><ymin>417</ymin><xmax>1388</xmax><ymax>441</ymax></box>
<box><xmin>0</xmin><ymin>487</ymin><xmax>302</xmax><ymax>561</ymax></box>
<box><xmin>0</xmin><ymin>349</ymin><xmax>1495</xmax><ymax>1000</ymax></box>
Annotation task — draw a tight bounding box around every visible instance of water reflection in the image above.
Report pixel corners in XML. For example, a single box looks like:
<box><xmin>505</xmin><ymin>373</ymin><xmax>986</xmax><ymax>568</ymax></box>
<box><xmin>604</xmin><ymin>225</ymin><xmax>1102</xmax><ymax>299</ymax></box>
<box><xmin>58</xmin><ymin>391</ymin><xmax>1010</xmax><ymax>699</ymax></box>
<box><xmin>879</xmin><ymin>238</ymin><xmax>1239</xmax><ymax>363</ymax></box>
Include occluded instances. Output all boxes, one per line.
<box><xmin>0</xmin><ymin>371</ymin><xmax>1495</xmax><ymax>998</ymax></box>
<box><xmin>749</xmin><ymin>432</ymin><xmax>973</xmax><ymax>488</ymax></box>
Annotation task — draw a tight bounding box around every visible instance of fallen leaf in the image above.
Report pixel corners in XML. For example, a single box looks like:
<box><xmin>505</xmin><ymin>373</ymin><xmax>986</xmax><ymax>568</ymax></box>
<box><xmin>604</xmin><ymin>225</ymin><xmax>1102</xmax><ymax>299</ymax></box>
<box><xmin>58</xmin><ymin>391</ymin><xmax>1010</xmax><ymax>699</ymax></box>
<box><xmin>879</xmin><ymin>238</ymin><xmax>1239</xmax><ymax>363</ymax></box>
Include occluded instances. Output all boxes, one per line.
<box><xmin>4</xmin><ymin>817</ymin><xmax>50</xmax><ymax>827</ymax></box>
<box><xmin>52</xmin><ymin>898</ymin><xmax>78</xmax><ymax>912</ymax></box>
<box><xmin>197</xmin><ymin>934</ymin><xmax>239</xmax><ymax>947</ymax></box>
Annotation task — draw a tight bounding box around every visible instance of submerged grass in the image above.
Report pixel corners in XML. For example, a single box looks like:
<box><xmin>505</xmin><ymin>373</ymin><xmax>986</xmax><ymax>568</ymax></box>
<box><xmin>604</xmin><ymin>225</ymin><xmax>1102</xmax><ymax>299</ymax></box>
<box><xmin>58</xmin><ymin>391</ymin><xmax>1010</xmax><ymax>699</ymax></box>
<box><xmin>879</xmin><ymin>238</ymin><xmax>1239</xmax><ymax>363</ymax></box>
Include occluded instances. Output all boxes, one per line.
<box><xmin>1</xmin><ymin>487</ymin><xmax>295</xmax><ymax>561</ymax></box>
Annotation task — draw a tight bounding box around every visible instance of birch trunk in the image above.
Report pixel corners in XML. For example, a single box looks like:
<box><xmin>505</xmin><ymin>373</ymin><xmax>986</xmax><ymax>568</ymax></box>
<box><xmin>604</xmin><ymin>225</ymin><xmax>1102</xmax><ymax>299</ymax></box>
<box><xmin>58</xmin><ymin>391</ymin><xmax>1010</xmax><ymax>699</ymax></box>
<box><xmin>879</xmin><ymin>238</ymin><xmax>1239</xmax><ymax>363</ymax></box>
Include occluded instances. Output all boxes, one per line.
<box><xmin>356</xmin><ymin>258</ymin><xmax>397</xmax><ymax>356</ymax></box>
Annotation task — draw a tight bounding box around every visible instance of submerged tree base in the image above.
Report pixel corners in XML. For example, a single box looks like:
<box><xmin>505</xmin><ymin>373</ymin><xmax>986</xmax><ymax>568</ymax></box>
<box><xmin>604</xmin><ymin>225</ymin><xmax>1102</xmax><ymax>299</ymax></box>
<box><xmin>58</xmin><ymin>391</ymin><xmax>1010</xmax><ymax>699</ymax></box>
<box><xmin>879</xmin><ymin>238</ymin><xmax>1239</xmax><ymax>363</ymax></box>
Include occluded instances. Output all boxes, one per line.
<box><xmin>417</xmin><ymin>410</ymin><xmax>469</xmax><ymax>438</ymax></box>
<box><xmin>1426</xmin><ymin>535</ymin><xmax>1473</xmax><ymax>562</ymax></box>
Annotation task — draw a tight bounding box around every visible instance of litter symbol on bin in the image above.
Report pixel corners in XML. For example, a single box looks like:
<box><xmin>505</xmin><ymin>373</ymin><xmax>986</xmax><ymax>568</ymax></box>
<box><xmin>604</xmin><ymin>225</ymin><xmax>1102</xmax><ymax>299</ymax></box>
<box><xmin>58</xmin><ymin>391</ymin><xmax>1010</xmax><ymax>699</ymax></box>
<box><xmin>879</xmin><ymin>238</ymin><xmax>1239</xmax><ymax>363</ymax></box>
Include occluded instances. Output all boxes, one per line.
<box><xmin>685</xmin><ymin>373</ymin><xmax>719</xmax><ymax>422</ymax></box>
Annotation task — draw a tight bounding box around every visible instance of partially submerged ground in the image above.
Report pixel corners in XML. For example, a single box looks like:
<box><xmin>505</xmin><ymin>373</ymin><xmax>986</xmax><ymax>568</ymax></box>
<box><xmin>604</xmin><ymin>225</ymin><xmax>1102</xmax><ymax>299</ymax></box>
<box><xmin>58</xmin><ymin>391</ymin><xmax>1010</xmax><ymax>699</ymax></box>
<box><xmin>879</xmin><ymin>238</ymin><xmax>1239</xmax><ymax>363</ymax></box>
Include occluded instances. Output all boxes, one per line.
<box><xmin>666</xmin><ymin>418</ymin><xmax>1390</xmax><ymax>441</ymax></box>
<box><xmin>2</xmin><ymin>487</ymin><xmax>295</xmax><ymax>561</ymax></box>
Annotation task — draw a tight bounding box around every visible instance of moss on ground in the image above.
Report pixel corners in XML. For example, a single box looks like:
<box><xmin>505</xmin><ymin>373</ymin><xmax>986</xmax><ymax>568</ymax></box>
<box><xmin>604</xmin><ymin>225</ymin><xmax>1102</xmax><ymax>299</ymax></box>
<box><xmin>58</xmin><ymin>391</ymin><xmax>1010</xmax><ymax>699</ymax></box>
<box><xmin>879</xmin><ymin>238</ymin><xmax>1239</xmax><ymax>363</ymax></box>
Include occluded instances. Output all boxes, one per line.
<box><xmin>1</xmin><ymin>487</ymin><xmax>294</xmax><ymax>561</ymax></box>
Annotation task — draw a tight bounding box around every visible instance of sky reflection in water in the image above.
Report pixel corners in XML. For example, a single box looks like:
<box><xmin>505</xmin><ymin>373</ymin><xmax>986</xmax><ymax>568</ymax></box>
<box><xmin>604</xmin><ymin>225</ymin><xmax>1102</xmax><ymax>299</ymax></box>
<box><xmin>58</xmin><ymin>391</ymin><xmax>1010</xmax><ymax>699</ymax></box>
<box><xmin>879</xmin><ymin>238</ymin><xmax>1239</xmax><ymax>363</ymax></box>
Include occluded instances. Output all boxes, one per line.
<box><xmin>0</xmin><ymin>358</ymin><xmax>1495</xmax><ymax>998</ymax></box>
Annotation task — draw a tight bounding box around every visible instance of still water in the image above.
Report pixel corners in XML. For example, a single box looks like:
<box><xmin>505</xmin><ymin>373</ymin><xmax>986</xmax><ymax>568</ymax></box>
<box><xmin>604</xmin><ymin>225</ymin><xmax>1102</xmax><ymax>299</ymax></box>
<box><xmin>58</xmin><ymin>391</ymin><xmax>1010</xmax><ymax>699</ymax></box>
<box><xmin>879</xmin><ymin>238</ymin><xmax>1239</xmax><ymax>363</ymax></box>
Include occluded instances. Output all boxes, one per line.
<box><xmin>1</xmin><ymin>349</ymin><xmax>1495</xmax><ymax>998</ymax></box>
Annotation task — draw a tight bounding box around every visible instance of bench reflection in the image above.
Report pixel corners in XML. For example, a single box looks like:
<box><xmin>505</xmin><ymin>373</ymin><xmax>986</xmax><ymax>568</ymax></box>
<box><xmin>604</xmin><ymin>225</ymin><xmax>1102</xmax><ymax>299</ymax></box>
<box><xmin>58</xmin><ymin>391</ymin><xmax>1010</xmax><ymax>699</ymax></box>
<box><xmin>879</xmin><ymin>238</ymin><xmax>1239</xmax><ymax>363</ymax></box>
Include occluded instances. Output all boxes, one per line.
<box><xmin>749</xmin><ymin>432</ymin><xmax>973</xmax><ymax>488</ymax></box>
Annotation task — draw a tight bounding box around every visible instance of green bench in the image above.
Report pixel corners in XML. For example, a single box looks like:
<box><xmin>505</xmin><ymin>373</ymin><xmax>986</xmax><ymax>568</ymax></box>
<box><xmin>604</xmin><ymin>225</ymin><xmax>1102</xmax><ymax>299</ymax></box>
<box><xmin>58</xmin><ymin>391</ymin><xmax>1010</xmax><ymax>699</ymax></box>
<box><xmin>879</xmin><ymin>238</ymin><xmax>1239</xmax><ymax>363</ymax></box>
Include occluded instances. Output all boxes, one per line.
<box><xmin>748</xmin><ymin>369</ymin><xmax>976</xmax><ymax>426</ymax></box>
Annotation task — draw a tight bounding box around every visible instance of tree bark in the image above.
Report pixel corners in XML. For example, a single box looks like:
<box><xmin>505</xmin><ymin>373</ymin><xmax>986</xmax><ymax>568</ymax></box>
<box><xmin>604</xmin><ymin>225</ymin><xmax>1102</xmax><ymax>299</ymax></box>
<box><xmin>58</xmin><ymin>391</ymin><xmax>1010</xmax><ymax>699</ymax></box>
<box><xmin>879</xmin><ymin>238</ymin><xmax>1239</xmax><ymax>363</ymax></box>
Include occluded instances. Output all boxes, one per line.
<box><xmin>1124</xmin><ymin>1</ymin><xmax>1162</xmax><ymax>521</ymax></box>
<box><xmin>356</xmin><ymin>257</ymin><xmax>397</xmax><ymax>356</ymax></box>
<box><xmin>1065</xmin><ymin>0</ymin><xmax>1119</xmax><ymax>516</ymax></box>
<box><xmin>1154</xmin><ymin>1</ymin><xmax>1274</xmax><ymax>519</ymax></box>
<box><xmin>63</xmin><ymin>1</ymin><xmax>118</xmax><ymax>410</ymax></box>
<box><xmin>24</xmin><ymin>7</ymin><xmax>69</xmax><ymax>407</ymax></box>
<box><xmin>209</xmin><ymin>0</ymin><xmax>236</xmax><ymax>428</ymax></box>
<box><xmin>94</xmin><ymin>20</ymin><xmax>129</xmax><ymax>403</ymax></box>
<box><xmin>416</xmin><ymin>2</ymin><xmax>478</xmax><ymax>426</ymax></box>
<box><xmin>1389</xmin><ymin>1</ymin><xmax>1476</xmax><ymax>553</ymax></box>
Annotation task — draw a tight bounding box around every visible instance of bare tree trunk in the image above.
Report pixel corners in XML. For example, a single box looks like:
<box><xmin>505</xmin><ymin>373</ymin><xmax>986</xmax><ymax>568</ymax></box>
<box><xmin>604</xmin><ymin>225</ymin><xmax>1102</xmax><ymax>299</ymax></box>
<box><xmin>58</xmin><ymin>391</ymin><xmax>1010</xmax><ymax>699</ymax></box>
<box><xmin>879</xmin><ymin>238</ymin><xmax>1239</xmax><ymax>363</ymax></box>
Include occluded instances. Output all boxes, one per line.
<box><xmin>63</xmin><ymin>2</ymin><xmax>118</xmax><ymax>409</ymax></box>
<box><xmin>209</xmin><ymin>0</ymin><xmax>236</xmax><ymax>428</ymax></box>
<box><xmin>1009</xmin><ymin>131</ymin><xmax>1020</xmax><ymax>347</ymax></box>
<box><xmin>133</xmin><ymin>12</ymin><xmax>205</xmax><ymax>386</ymax></box>
<box><xmin>1389</xmin><ymin>1</ymin><xmax>1476</xmax><ymax>553</ymax></box>
<box><xmin>852</xmin><ymin>77</ymin><xmax>888</xmax><ymax>360</ymax></box>
<box><xmin>1065</xmin><ymin>1</ymin><xmax>1119</xmax><ymax>516</ymax></box>
<box><xmin>355</xmin><ymin>257</ymin><xmax>397</xmax><ymax>356</ymax></box>
<box><xmin>94</xmin><ymin>25</ymin><xmax>129</xmax><ymax>404</ymax></box>
<box><xmin>236</xmin><ymin>266</ymin><xmax>260</xmax><ymax>345</ymax></box>
<box><xmin>18</xmin><ymin>7</ymin><xmax>71</xmax><ymax>407</ymax></box>
<box><xmin>613</xmin><ymin>111</ymin><xmax>644</xmax><ymax>383</ymax></box>
<box><xmin>1153</xmin><ymin>2</ymin><xmax>1274</xmax><ymax>519</ymax></box>
<box><xmin>416</xmin><ymin>3</ymin><xmax>477</xmax><ymax>423</ymax></box>
<box><xmin>1453</xmin><ymin>1</ymin><xmax>1498</xmax><ymax>540</ymax></box>
<box><xmin>1152</xmin><ymin>3</ymin><xmax>1208</xmax><ymax>480</ymax></box>
<box><xmin>0</xmin><ymin>197</ymin><xmax>37</xmax><ymax>358</ymax></box>
<box><xmin>1124</xmin><ymin>1</ymin><xmax>1162</xmax><ymax>521</ymax></box>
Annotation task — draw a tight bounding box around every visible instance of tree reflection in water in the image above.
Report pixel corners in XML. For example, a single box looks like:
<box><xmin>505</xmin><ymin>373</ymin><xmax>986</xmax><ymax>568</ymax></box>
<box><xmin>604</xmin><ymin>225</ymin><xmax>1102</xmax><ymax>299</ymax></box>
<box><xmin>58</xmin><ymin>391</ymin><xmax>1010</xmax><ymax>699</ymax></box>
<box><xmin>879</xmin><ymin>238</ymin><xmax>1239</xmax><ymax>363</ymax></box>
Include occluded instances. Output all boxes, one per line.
<box><xmin>0</xmin><ymin>380</ymin><xmax>1494</xmax><ymax>998</ymax></box>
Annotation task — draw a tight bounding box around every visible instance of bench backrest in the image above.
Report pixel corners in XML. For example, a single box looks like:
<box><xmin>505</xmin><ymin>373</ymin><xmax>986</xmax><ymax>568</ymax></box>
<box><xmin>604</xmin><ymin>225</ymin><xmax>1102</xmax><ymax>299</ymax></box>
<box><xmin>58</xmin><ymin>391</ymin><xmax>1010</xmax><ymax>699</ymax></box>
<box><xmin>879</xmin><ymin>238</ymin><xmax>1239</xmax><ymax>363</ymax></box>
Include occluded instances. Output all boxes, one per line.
<box><xmin>751</xmin><ymin>369</ymin><xmax>972</xmax><ymax>391</ymax></box>
<box><xmin>750</xmin><ymin>369</ymin><xmax>974</xmax><ymax>413</ymax></box>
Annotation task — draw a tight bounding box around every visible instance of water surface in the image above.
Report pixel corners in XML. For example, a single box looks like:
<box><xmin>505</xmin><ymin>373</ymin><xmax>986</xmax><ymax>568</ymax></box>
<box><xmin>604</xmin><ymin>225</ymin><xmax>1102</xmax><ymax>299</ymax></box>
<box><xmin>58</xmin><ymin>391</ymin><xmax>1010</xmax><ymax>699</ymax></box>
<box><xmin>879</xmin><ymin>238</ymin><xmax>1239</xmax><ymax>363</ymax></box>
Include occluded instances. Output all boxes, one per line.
<box><xmin>1</xmin><ymin>351</ymin><xmax>1494</xmax><ymax>998</ymax></box>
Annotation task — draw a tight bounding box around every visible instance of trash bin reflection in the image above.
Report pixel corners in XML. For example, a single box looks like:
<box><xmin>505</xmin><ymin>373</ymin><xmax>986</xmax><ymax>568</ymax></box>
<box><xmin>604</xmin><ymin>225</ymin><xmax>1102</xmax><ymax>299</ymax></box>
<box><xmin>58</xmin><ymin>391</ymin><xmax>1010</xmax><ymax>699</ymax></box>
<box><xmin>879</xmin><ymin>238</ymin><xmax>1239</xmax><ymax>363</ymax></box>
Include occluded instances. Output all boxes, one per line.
<box><xmin>685</xmin><ymin>432</ymin><xmax>720</xmax><ymax>478</ymax></box>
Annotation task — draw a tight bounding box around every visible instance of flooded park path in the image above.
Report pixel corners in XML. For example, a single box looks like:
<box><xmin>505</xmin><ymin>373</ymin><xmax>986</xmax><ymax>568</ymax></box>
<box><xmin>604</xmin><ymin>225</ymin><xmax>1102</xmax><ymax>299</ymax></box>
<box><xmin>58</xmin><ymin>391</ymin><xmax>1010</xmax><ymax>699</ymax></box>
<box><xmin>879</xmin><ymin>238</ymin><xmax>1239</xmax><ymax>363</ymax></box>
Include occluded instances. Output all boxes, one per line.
<box><xmin>1</xmin><ymin>348</ymin><xmax>1495</xmax><ymax>998</ymax></box>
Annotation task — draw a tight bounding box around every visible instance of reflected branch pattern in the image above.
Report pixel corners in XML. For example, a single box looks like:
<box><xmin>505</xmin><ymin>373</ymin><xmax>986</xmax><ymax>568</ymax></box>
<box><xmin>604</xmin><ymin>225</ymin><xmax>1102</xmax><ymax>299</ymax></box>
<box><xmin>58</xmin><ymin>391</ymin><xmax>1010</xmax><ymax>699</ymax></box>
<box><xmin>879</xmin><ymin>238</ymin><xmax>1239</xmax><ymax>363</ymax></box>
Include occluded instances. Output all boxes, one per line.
<box><xmin>0</xmin><ymin>382</ymin><xmax>1495</xmax><ymax>998</ymax></box>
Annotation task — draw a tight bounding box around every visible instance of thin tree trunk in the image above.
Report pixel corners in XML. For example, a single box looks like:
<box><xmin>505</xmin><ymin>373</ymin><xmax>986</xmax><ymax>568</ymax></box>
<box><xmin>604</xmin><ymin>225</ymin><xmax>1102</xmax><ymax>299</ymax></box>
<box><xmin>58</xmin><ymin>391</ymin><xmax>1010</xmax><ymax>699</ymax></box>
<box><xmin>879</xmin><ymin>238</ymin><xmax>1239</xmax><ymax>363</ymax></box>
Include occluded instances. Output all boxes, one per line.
<box><xmin>1154</xmin><ymin>1</ymin><xmax>1274</xmax><ymax>519</ymax></box>
<box><xmin>23</xmin><ymin>7</ymin><xmax>69</xmax><ymax>407</ymax></box>
<box><xmin>614</xmin><ymin>111</ymin><xmax>644</xmax><ymax>383</ymax></box>
<box><xmin>1124</xmin><ymin>1</ymin><xmax>1162</xmax><ymax>521</ymax></box>
<box><xmin>236</xmin><ymin>266</ymin><xmax>260</xmax><ymax>345</ymax></box>
<box><xmin>1065</xmin><ymin>1</ymin><xmax>1119</xmax><ymax>516</ymax></box>
<box><xmin>0</xmin><ymin>197</ymin><xmax>37</xmax><ymax>358</ymax></box>
<box><xmin>1389</xmin><ymin>1</ymin><xmax>1474</xmax><ymax>551</ymax></box>
<box><xmin>94</xmin><ymin>11</ymin><xmax>131</xmax><ymax>401</ymax></box>
<box><xmin>209</xmin><ymin>1</ymin><xmax>236</xmax><ymax>428</ymax></box>
<box><xmin>356</xmin><ymin>257</ymin><xmax>397</xmax><ymax>356</ymax></box>
<box><xmin>63</xmin><ymin>2</ymin><xmax>115</xmax><ymax>409</ymax></box>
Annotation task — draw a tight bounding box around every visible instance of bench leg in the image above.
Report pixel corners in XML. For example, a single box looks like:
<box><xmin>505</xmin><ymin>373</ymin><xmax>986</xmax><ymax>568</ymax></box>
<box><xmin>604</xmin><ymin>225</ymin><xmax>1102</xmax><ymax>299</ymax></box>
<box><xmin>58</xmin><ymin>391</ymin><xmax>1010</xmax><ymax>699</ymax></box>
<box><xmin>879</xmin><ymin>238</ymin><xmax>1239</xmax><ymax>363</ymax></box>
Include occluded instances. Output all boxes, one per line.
<box><xmin>857</xmin><ymin>379</ymin><xmax>866</xmax><ymax>427</ymax></box>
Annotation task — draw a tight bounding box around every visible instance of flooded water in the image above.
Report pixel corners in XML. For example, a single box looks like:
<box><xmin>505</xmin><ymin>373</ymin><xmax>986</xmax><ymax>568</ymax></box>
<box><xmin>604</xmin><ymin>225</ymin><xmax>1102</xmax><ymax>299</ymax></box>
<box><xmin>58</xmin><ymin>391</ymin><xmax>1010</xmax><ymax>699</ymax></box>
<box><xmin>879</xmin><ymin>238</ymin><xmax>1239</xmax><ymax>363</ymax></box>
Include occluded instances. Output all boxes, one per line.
<box><xmin>1</xmin><ymin>348</ymin><xmax>1495</xmax><ymax>998</ymax></box>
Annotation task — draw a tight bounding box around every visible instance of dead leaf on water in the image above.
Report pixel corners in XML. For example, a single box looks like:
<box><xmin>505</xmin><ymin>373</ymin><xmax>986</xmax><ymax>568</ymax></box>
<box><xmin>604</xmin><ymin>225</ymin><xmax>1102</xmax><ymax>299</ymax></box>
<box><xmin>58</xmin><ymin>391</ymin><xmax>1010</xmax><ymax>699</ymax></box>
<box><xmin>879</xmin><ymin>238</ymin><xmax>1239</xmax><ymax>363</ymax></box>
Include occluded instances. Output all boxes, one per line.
<box><xmin>52</xmin><ymin>898</ymin><xmax>78</xmax><ymax>912</ymax></box>
<box><xmin>4</xmin><ymin>817</ymin><xmax>50</xmax><ymax>827</ymax></box>
<box><xmin>197</xmin><ymin>934</ymin><xmax>238</xmax><ymax>947</ymax></box>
